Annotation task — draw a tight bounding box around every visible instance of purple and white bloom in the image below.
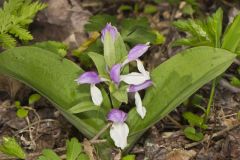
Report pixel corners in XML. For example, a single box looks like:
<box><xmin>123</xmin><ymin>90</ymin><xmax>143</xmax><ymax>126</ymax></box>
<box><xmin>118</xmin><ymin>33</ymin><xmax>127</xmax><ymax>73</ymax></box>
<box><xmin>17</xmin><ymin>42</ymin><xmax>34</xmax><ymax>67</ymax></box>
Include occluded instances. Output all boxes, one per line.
<box><xmin>101</xmin><ymin>23</ymin><xmax>118</xmax><ymax>42</ymax></box>
<box><xmin>110</xmin><ymin>63</ymin><xmax>121</xmax><ymax>85</ymax></box>
<box><xmin>76</xmin><ymin>71</ymin><xmax>103</xmax><ymax>106</ymax></box>
<box><xmin>122</xmin><ymin>43</ymin><xmax>150</xmax><ymax>66</ymax></box>
<box><xmin>120</xmin><ymin>60</ymin><xmax>150</xmax><ymax>85</ymax></box>
<box><xmin>128</xmin><ymin>80</ymin><xmax>153</xmax><ymax>119</ymax></box>
<box><xmin>107</xmin><ymin>109</ymin><xmax>129</xmax><ymax>149</ymax></box>
<box><xmin>120</xmin><ymin>43</ymin><xmax>150</xmax><ymax>85</ymax></box>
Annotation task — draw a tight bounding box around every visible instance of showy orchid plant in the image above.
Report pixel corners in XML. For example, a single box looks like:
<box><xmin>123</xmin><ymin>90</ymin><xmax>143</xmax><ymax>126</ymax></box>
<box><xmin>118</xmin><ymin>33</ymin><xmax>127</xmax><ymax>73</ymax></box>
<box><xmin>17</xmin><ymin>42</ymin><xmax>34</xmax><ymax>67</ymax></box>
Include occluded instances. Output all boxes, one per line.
<box><xmin>0</xmin><ymin>5</ymin><xmax>237</xmax><ymax>159</ymax></box>
<box><xmin>76</xmin><ymin>23</ymin><xmax>153</xmax><ymax>149</ymax></box>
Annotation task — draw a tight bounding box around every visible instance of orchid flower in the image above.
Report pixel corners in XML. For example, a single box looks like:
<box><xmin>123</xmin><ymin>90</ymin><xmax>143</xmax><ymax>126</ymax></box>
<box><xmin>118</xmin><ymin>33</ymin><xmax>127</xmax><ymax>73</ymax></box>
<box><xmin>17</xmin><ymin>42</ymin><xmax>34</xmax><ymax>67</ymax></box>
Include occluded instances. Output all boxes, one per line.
<box><xmin>120</xmin><ymin>44</ymin><xmax>151</xmax><ymax>85</ymax></box>
<box><xmin>107</xmin><ymin>109</ymin><xmax>129</xmax><ymax>149</ymax></box>
<box><xmin>76</xmin><ymin>71</ymin><xmax>104</xmax><ymax>106</ymax></box>
<box><xmin>128</xmin><ymin>80</ymin><xmax>153</xmax><ymax>119</ymax></box>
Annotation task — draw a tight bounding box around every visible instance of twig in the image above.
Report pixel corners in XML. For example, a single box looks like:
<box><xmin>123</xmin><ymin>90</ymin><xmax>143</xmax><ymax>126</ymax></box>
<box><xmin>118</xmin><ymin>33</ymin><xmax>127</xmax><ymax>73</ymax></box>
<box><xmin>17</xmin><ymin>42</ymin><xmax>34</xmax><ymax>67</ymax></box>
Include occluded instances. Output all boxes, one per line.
<box><xmin>166</xmin><ymin>115</ymin><xmax>183</xmax><ymax>129</ymax></box>
<box><xmin>185</xmin><ymin>122</ymin><xmax>240</xmax><ymax>149</ymax></box>
<box><xmin>23</xmin><ymin>106</ymin><xmax>41</xmax><ymax>137</ymax></box>
<box><xmin>14</xmin><ymin>119</ymin><xmax>57</xmax><ymax>136</ymax></box>
<box><xmin>90</xmin><ymin>139</ymin><xmax>107</xmax><ymax>144</ymax></box>
<box><xmin>25</xmin><ymin>116</ymin><xmax>36</xmax><ymax>150</ymax></box>
<box><xmin>90</xmin><ymin>123</ymin><xmax>112</xmax><ymax>142</ymax></box>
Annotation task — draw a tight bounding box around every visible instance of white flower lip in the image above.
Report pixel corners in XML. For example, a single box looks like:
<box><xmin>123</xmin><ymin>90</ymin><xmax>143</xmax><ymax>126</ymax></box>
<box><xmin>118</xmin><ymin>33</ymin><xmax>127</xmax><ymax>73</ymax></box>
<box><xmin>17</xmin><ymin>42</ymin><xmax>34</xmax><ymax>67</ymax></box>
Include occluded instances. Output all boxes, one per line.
<box><xmin>90</xmin><ymin>84</ymin><xmax>103</xmax><ymax>106</ymax></box>
<box><xmin>110</xmin><ymin>122</ymin><xmax>129</xmax><ymax>150</ymax></box>
<box><xmin>120</xmin><ymin>72</ymin><xmax>150</xmax><ymax>85</ymax></box>
<box><xmin>134</xmin><ymin>92</ymin><xmax>146</xmax><ymax>119</ymax></box>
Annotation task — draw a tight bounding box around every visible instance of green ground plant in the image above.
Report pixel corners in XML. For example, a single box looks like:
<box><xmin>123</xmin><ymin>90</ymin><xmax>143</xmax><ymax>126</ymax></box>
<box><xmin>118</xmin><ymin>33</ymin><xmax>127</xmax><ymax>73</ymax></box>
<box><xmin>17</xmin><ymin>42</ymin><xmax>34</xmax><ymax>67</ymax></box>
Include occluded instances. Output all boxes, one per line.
<box><xmin>173</xmin><ymin>8</ymin><xmax>240</xmax><ymax>141</ymax></box>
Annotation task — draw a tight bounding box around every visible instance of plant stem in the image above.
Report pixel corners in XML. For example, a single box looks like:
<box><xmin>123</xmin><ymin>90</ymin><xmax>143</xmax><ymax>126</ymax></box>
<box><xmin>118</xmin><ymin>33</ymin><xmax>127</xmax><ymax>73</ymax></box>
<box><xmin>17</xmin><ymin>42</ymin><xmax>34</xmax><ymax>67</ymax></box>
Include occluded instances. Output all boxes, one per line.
<box><xmin>204</xmin><ymin>79</ymin><xmax>216</xmax><ymax>123</ymax></box>
<box><xmin>90</xmin><ymin>123</ymin><xmax>112</xmax><ymax>142</ymax></box>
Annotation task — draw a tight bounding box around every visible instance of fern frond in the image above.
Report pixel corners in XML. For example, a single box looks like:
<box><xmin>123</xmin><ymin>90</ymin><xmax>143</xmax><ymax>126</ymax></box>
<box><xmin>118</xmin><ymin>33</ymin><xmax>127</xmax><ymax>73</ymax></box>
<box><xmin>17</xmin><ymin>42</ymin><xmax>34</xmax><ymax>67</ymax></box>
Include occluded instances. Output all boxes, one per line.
<box><xmin>0</xmin><ymin>11</ymin><xmax>13</xmax><ymax>33</ymax></box>
<box><xmin>9</xmin><ymin>25</ymin><xmax>33</xmax><ymax>40</ymax></box>
<box><xmin>0</xmin><ymin>0</ymin><xmax>46</xmax><ymax>49</ymax></box>
<box><xmin>3</xmin><ymin>0</ymin><xmax>24</xmax><ymax>14</ymax></box>
<box><xmin>0</xmin><ymin>33</ymin><xmax>16</xmax><ymax>48</ymax></box>
<box><xmin>19</xmin><ymin>1</ymin><xmax>47</xmax><ymax>22</ymax></box>
<box><xmin>173</xmin><ymin>8</ymin><xmax>223</xmax><ymax>47</ymax></box>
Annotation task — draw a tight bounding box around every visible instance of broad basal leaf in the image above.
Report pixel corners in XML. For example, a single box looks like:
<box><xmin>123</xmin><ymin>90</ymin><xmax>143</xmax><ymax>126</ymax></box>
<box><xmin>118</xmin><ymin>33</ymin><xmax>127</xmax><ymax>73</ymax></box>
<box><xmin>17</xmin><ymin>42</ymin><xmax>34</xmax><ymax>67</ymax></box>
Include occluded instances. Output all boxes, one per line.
<box><xmin>126</xmin><ymin>46</ymin><xmax>235</xmax><ymax>150</ymax></box>
<box><xmin>0</xmin><ymin>47</ymin><xmax>107</xmax><ymax>138</ymax></box>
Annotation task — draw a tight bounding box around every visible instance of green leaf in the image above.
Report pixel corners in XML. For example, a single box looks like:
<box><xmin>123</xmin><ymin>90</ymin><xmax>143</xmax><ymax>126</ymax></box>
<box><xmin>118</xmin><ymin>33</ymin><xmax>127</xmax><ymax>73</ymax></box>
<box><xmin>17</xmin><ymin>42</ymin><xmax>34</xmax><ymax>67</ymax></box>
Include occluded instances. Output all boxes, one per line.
<box><xmin>191</xmin><ymin>94</ymin><xmax>204</xmax><ymax>106</ymax></box>
<box><xmin>120</xmin><ymin>17</ymin><xmax>156</xmax><ymax>45</ymax></box>
<box><xmin>114</xmin><ymin>32</ymin><xmax>128</xmax><ymax>63</ymax></box>
<box><xmin>184</xmin><ymin>127</ymin><xmax>204</xmax><ymax>141</ymax></box>
<box><xmin>16</xmin><ymin>108</ymin><xmax>29</xmax><ymax>118</ymax></box>
<box><xmin>144</xmin><ymin>4</ymin><xmax>158</xmax><ymax>14</ymax></box>
<box><xmin>182</xmin><ymin>4</ymin><xmax>194</xmax><ymax>16</ymax></box>
<box><xmin>68</xmin><ymin>102</ymin><xmax>100</xmax><ymax>114</ymax></box>
<box><xmin>77</xmin><ymin>153</ymin><xmax>90</xmax><ymax>160</ymax></box>
<box><xmin>222</xmin><ymin>14</ymin><xmax>240</xmax><ymax>52</ymax></box>
<box><xmin>66</xmin><ymin>138</ymin><xmax>82</xmax><ymax>160</ymax></box>
<box><xmin>206</xmin><ymin>8</ymin><xmax>223</xmax><ymax>48</ymax></box>
<box><xmin>15</xmin><ymin>101</ymin><xmax>21</xmax><ymax>108</ymax></box>
<box><xmin>84</xmin><ymin>14</ymin><xmax>117</xmax><ymax>32</ymax></box>
<box><xmin>33</xmin><ymin>41</ymin><xmax>68</xmax><ymax>57</ymax></box>
<box><xmin>37</xmin><ymin>149</ymin><xmax>61</xmax><ymax>160</ymax></box>
<box><xmin>125</xmin><ymin>46</ymin><xmax>235</xmax><ymax>150</ymax></box>
<box><xmin>103</xmin><ymin>32</ymin><xmax>116</xmax><ymax>67</ymax></box>
<box><xmin>123</xmin><ymin>27</ymin><xmax>156</xmax><ymax>45</ymax></box>
<box><xmin>0</xmin><ymin>47</ymin><xmax>107</xmax><ymax>140</ymax></box>
<box><xmin>120</xmin><ymin>17</ymin><xmax>149</xmax><ymax>35</ymax></box>
<box><xmin>119</xmin><ymin>5</ymin><xmax>132</xmax><ymax>11</ymax></box>
<box><xmin>122</xmin><ymin>154</ymin><xmax>136</xmax><ymax>160</ymax></box>
<box><xmin>0</xmin><ymin>137</ymin><xmax>26</xmax><ymax>159</ymax></box>
<box><xmin>112</xmin><ymin>86</ymin><xmax>128</xmax><ymax>104</ymax></box>
<box><xmin>87</xmin><ymin>52</ymin><xmax>107</xmax><ymax>77</ymax></box>
<box><xmin>28</xmin><ymin>93</ymin><xmax>41</xmax><ymax>105</ymax></box>
<box><xmin>230</xmin><ymin>76</ymin><xmax>240</xmax><ymax>87</ymax></box>
<box><xmin>152</xmin><ymin>30</ymin><xmax>165</xmax><ymax>45</ymax></box>
<box><xmin>101</xmin><ymin>88</ymin><xmax>112</xmax><ymax>112</ymax></box>
<box><xmin>183</xmin><ymin>112</ymin><xmax>207</xmax><ymax>129</ymax></box>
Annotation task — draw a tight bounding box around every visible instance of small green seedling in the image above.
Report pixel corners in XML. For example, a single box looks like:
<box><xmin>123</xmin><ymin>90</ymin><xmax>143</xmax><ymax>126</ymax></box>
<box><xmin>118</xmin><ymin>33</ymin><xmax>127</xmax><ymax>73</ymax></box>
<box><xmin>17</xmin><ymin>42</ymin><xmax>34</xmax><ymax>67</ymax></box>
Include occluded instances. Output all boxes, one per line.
<box><xmin>230</xmin><ymin>76</ymin><xmax>240</xmax><ymax>88</ymax></box>
<box><xmin>0</xmin><ymin>137</ymin><xmax>26</xmax><ymax>159</ymax></box>
<box><xmin>15</xmin><ymin>93</ymin><xmax>41</xmax><ymax>118</ymax></box>
<box><xmin>122</xmin><ymin>154</ymin><xmax>136</xmax><ymax>160</ymax></box>
<box><xmin>37</xmin><ymin>138</ymin><xmax>89</xmax><ymax>160</ymax></box>
<box><xmin>182</xmin><ymin>94</ymin><xmax>209</xmax><ymax>141</ymax></box>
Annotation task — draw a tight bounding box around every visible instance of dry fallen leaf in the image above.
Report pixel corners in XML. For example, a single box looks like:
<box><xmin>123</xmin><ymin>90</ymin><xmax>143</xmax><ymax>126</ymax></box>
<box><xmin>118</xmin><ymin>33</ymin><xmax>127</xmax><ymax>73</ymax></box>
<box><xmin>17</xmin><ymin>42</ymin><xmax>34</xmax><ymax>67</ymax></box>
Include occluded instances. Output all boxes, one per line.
<box><xmin>83</xmin><ymin>139</ymin><xmax>98</xmax><ymax>160</ymax></box>
<box><xmin>166</xmin><ymin>148</ymin><xmax>196</xmax><ymax>160</ymax></box>
<box><xmin>0</xmin><ymin>75</ymin><xmax>23</xmax><ymax>98</ymax></box>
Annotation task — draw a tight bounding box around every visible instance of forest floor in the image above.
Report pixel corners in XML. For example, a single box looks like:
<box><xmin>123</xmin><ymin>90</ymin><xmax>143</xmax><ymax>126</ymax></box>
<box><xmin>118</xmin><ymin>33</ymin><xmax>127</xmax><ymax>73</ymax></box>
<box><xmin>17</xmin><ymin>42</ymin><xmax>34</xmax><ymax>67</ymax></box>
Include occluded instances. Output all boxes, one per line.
<box><xmin>0</xmin><ymin>0</ymin><xmax>240</xmax><ymax>160</ymax></box>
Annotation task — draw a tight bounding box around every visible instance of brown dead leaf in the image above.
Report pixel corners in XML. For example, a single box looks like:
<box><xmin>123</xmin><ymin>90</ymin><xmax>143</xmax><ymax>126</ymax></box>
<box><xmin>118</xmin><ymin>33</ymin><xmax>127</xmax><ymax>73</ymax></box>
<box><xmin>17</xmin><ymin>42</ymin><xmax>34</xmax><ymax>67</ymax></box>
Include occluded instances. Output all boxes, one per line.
<box><xmin>166</xmin><ymin>149</ymin><xmax>196</xmax><ymax>160</ymax></box>
<box><xmin>83</xmin><ymin>139</ymin><xmax>98</xmax><ymax>160</ymax></box>
<box><xmin>113</xmin><ymin>149</ymin><xmax>121</xmax><ymax>160</ymax></box>
<box><xmin>0</xmin><ymin>75</ymin><xmax>23</xmax><ymax>98</ymax></box>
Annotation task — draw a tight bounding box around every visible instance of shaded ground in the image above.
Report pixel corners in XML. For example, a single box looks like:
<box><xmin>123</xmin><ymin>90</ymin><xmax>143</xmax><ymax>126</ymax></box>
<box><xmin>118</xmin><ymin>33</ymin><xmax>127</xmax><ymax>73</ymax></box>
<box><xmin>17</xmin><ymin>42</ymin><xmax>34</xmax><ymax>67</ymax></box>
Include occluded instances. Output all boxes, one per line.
<box><xmin>0</xmin><ymin>0</ymin><xmax>240</xmax><ymax>159</ymax></box>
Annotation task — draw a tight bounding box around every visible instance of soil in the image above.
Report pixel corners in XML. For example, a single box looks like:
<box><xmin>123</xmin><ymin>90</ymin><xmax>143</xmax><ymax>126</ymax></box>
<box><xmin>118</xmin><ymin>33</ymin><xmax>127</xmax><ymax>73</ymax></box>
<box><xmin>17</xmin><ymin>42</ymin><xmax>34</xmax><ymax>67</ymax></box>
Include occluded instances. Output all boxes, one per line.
<box><xmin>0</xmin><ymin>0</ymin><xmax>240</xmax><ymax>160</ymax></box>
